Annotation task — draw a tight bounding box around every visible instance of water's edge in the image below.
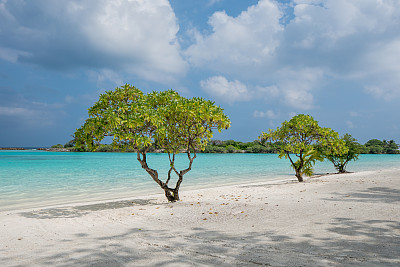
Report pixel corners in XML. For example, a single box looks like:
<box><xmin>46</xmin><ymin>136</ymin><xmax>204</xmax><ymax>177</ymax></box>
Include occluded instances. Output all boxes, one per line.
<box><xmin>1</xmin><ymin>151</ymin><xmax>400</xmax><ymax>211</ymax></box>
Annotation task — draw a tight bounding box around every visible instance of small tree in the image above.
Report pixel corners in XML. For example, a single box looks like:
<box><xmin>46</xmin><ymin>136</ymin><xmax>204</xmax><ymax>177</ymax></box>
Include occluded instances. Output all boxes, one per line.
<box><xmin>74</xmin><ymin>84</ymin><xmax>230</xmax><ymax>202</ymax></box>
<box><xmin>321</xmin><ymin>133</ymin><xmax>361</xmax><ymax>173</ymax></box>
<box><xmin>260</xmin><ymin>114</ymin><xmax>347</xmax><ymax>182</ymax></box>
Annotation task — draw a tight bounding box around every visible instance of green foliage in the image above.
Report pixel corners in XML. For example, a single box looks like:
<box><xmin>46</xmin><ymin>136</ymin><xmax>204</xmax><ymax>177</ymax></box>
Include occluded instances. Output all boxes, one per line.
<box><xmin>245</xmin><ymin>144</ymin><xmax>270</xmax><ymax>153</ymax></box>
<box><xmin>321</xmin><ymin>134</ymin><xmax>362</xmax><ymax>173</ymax></box>
<box><xmin>226</xmin><ymin>145</ymin><xmax>238</xmax><ymax>153</ymax></box>
<box><xmin>75</xmin><ymin>85</ymin><xmax>230</xmax><ymax>153</ymax></box>
<box><xmin>260</xmin><ymin>114</ymin><xmax>347</xmax><ymax>181</ymax></box>
<box><xmin>51</xmin><ymin>144</ymin><xmax>63</xmax><ymax>148</ymax></box>
<box><xmin>382</xmin><ymin>140</ymin><xmax>400</xmax><ymax>154</ymax></box>
<box><xmin>74</xmin><ymin>84</ymin><xmax>230</xmax><ymax>201</ymax></box>
<box><xmin>292</xmin><ymin>148</ymin><xmax>324</xmax><ymax>177</ymax></box>
<box><xmin>203</xmin><ymin>145</ymin><xmax>228</xmax><ymax>153</ymax></box>
<box><xmin>204</xmin><ymin>139</ymin><xmax>279</xmax><ymax>153</ymax></box>
<box><xmin>64</xmin><ymin>140</ymin><xmax>75</xmax><ymax>148</ymax></box>
<box><xmin>363</xmin><ymin>139</ymin><xmax>399</xmax><ymax>154</ymax></box>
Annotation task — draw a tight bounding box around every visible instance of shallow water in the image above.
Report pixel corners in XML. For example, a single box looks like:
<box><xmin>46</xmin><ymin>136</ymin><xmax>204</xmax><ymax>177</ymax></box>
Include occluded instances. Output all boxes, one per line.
<box><xmin>1</xmin><ymin>150</ymin><xmax>399</xmax><ymax>211</ymax></box>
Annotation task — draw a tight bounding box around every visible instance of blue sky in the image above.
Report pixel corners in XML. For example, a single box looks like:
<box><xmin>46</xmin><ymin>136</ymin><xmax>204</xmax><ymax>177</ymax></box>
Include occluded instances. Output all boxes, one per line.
<box><xmin>1</xmin><ymin>0</ymin><xmax>400</xmax><ymax>147</ymax></box>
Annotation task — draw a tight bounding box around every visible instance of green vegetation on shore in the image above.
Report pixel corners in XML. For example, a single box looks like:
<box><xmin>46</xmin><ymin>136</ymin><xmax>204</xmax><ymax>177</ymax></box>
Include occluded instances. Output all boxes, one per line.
<box><xmin>51</xmin><ymin>138</ymin><xmax>399</xmax><ymax>155</ymax></box>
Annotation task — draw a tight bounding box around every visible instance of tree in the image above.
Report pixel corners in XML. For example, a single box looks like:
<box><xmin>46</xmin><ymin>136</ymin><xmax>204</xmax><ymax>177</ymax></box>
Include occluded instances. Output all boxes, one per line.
<box><xmin>383</xmin><ymin>140</ymin><xmax>399</xmax><ymax>154</ymax></box>
<box><xmin>364</xmin><ymin>139</ymin><xmax>384</xmax><ymax>154</ymax></box>
<box><xmin>260</xmin><ymin>114</ymin><xmax>347</xmax><ymax>182</ymax></box>
<box><xmin>321</xmin><ymin>134</ymin><xmax>362</xmax><ymax>173</ymax></box>
<box><xmin>74</xmin><ymin>84</ymin><xmax>230</xmax><ymax>202</ymax></box>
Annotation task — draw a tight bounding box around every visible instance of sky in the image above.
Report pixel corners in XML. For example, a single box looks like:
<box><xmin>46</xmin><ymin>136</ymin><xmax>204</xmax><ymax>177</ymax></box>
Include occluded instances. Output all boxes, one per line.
<box><xmin>1</xmin><ymin>0</ymin><xmax>400</xmax><ymax>147</ymax></box>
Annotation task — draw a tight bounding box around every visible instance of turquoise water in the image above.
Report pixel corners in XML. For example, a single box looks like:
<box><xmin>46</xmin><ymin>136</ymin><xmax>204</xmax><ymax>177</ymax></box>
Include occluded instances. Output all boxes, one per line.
<box><xmin>1</xmin><ymin>150</ymin><xmax>399</xmax><ymax>211</ymax></box>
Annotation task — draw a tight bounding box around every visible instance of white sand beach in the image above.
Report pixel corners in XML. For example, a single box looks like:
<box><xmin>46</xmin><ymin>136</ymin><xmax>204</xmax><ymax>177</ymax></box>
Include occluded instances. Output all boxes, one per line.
<box><xmin>1</xmin><ymin>168</ymin><xmax>399</xmax><ymax>266</ymax></box>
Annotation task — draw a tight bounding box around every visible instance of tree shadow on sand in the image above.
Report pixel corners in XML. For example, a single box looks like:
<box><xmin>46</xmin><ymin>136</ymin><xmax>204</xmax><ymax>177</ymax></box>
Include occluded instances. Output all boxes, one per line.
<box><xmin>2</xmin><ymin>217</ymin><xmax>399</xmax><ymax>266</ymax></box>
<box><xmin>323</xmin><ymin>186</ymin><xmax>400</xmax><ymax>204</ymax></box>
<box><xmin>19</xmin><ymin>198</ymin><xmax>158</xmax><ymax>219</ymax></box>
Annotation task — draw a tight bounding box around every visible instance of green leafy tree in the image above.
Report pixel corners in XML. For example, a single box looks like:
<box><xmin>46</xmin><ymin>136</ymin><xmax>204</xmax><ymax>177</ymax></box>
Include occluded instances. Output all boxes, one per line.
<box><xmin>203</xmin><ymin>145</ymin><xmax>227</xmax><ymax>153</ymax></box>
<box><xmin>321</xmin><ymin>134</ymin><xmax>362</xmax><ymax>173</ymax></box>
<box><xmin>245</xmin><ymin>144</ymin><xmax>269</xmax><ymax>153</ymax></box>
<box><xmin>74</xmin><ymin>84</ymin><xmax>230</xmax><ymax>202</ymax></box>
<box><xmin>260</xmin><ymin>114</ymin><xmax>347</xmax><ymax>182</ymax></box>
<box><xmin>383</xmin><ymin>140</ymin><xmax>399</xmax><ymax>154</ymax></box>
<box><xmin>364</xmin><ymin>139</ymin><xmax>384</xmax><ymax>154</ymax></box>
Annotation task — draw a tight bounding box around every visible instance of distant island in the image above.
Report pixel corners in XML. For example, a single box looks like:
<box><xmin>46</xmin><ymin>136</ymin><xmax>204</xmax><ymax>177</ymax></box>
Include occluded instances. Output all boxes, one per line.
<box><xmin>10</xmin><ymin>138</ymin><xmax>395</xmax><ymax>154</ymax></box>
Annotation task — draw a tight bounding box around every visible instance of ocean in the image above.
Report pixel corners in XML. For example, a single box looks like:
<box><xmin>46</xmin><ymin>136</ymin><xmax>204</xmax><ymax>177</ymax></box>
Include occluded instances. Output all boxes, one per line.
<box><xmin>1</xmin><ymin>150</ymin><xmax>399</xmax><ymax>211</ymax></box>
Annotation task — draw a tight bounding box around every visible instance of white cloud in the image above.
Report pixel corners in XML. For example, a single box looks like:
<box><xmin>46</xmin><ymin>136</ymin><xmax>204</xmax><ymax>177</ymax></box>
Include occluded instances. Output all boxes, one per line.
<box><xmin>200</xmin><ymin>76</ymin><xmax>251</xmax><ymax>104</ymax></box>
<box><xmin>87</xmin><ymin>69</ymin><xmax>124</xmax><ymax>88</ymax></box>
<box><xmin>0</xmin><ymin>104</ymin><xmax>57</xmax><ymax>126</ymax></box>
<box><xmin>278</xmin><ymin>68</ymin><xmax>323</xmax><ymax>110</ymax></box>
<box><xmin>0</xmin><ymin>107</ymin><xmax>29</xmax><ymax>116</ymax></box>
<box><xmin>256</xmin><ymin>85</ymin><xmax>280</xmax><ymax>98</ymax></box>
<box><xmin>207</xmin><ymin>0</ymin><xmax>223</xmax><ymax>6</ymax></box>
<box><xmin>185</xmin><ymin>0</ymin><xmax>283</xmax><ymax>77</ymax></box>
<box><xmin>289</xmin><ymin>0</ymin><xmax>400</xmax><ymax>47</ymax></box>
<box><xmin>360</xmin><ymin>39</ymin><xmax>400</xmax><ymax>100</ymax></box>
<box><xmin>0</xmin><ymin>47</ymin><xmax>30</xmax><ymax>63</ymax></box>
<box><xmin>285</xmin><ymin>0</ymin><xmax>400</xmax><ymax>101</ymax></box>
<box><xmin>255</xmin><ymin>68</ymin><xmax>323</xmax><ymax>110</ymax></box>
<box><xmin>186</xmin><ymin>0</ymin><xmax>400</xmax><ymax>107</ymax></box>
<box><xmin>0</xmin><ymin>0</ymin><xmax>187</xmax><ymax>83</ymax></box>
<box><xmin>253</xmin><ymin>110</ymin><xmax>278</xmax><ymax>119</ymax></box>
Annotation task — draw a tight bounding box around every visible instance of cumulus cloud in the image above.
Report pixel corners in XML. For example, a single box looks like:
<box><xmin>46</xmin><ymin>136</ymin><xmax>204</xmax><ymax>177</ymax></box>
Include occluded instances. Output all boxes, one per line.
<box><xmin>185</xmin><ymin>0</ymin><xmax>283</xmax><ymax>77</ymax></box>
<box><xmin>187</xmin><ymin>0</ymin><xmax>400</xmax><ymax>107</ymax></box>
<box><xmin>284</xmin><ymin>0</ymin><xmax>400</xmax><ymax>100</ymax></box>
<box><xmin>278</xmin><ymin>68</ymin><xmax>324</xmax><ymax>109</ymax></box>
<box><xmin>360</xmin><ymin>39</ymin><xmax>400</xmax><ymax>100</ymax></box>
<box><xmin>255</xmin><ymin>67</ymin><xmax>323</xmax><ymax>110</ymax></box>
<box><xmin>200</xmin><ymin>76</ymin><xmax>251</xmax><ymax>104</ymax></box>
<box><xmin>0</xmin><ymin>0</ymin><xmax>187</xmax><ymax>83</ymax></box>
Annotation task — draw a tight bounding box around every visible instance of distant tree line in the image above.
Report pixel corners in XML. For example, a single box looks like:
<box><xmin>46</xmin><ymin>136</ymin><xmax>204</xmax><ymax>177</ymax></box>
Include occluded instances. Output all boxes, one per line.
<box><xmin>52</xmin><ymin>138</ymin><xmax>399</xmax><ymax>154</ymax></box>
<box><xmin>361</xmin><ymin>139</ymin><xmax>399</xmax><ymax>154</ymax></box>
<box><xmin>204</xmin><ymin>138</ymin><xmax>400</xmax><ymax>154</ymax></box>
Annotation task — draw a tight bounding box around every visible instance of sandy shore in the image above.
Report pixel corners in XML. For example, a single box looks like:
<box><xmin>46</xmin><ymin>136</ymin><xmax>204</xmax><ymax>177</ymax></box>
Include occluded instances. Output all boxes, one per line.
<box><xmin>1</xmin><ymin>168</ymin><xmax>399</xmax><ymax>266</ymax></box>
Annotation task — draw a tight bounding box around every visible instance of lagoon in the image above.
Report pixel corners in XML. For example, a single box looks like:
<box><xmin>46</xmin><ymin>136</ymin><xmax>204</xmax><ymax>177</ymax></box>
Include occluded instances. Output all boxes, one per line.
<box><xmin>1</xmin><ymin>150</ymin><xmax>400</xmax><ymax>211</ymax></box>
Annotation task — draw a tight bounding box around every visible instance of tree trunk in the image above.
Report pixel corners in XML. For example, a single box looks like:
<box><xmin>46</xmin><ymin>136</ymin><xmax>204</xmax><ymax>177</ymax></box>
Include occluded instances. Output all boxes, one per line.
<box><xmin>288</xmin><ymin>153</ymin><xmax>304</xmax><ymax>182</ymax></box>
<box><xmin>163</xmin><ymin>187</ymin><xmax>179</xmax><ymax>202</ymax></box>
<box><xmin>137</xmin><ymin>150</ymin><xmax>194</xmax><ymax>202</ymax></box>
<box><xmin>295</xmin><ymin>169</ymin><xmax>304</xmax><ymax>182</ymax></box>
